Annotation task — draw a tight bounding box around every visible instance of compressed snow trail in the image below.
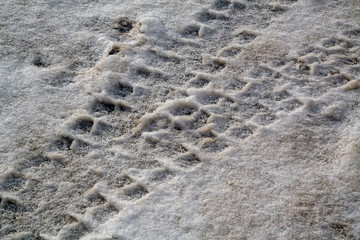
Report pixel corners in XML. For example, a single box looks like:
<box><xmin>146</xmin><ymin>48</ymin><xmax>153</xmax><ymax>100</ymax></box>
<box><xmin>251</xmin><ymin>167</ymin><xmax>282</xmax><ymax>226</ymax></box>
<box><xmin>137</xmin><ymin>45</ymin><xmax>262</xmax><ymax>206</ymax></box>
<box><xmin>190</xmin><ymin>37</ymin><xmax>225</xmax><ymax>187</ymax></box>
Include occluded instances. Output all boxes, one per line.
<box><xmin>0</xmin><ymin>0</ymin><xmax>359</xmax><ymax>239</ymax></box>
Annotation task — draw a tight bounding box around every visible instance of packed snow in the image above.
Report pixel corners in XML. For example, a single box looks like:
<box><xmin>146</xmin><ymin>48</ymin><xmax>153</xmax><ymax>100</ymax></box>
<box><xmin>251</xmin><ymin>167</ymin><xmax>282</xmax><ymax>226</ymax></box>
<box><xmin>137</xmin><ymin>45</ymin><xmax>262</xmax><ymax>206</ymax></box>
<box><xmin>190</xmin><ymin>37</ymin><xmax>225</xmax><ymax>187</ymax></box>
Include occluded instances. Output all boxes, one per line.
<box><xmin>0</xmin><ymin>0</ymin><xmax>359</xmax><ymax>239</ymax></box>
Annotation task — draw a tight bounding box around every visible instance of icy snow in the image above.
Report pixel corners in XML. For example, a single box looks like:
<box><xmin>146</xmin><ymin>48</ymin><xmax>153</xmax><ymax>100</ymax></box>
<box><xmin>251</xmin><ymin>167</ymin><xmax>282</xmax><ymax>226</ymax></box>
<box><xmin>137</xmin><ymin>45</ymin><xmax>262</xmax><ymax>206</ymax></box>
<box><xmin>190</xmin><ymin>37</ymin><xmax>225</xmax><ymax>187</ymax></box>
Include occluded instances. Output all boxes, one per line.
<box><xmin>1</xmin><ymin>0</ymin><xmax>359</xmax><ymax>239</ymax></box>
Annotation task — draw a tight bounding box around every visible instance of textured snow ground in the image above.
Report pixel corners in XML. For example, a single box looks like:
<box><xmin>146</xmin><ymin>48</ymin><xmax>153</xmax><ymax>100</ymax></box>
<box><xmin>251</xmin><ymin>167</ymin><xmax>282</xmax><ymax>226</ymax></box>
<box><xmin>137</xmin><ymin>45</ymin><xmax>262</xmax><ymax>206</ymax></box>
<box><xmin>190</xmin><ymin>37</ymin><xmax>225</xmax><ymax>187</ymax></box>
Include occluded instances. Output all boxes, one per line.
<box><xmin>0</xmin><ymin>0</ymin><xmax>359</xmax><ymax>239</ymax></box>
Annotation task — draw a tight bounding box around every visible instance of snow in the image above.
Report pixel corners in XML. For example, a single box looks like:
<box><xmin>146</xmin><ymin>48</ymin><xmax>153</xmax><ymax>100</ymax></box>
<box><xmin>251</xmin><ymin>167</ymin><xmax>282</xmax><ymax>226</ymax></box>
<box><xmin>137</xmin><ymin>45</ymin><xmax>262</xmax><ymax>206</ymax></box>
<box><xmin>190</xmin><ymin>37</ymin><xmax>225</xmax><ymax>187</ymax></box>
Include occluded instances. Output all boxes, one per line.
<box><xmin>1</xmin><ymin>0</ymin><xmax>359</xmax><ymax>239</ymax></box>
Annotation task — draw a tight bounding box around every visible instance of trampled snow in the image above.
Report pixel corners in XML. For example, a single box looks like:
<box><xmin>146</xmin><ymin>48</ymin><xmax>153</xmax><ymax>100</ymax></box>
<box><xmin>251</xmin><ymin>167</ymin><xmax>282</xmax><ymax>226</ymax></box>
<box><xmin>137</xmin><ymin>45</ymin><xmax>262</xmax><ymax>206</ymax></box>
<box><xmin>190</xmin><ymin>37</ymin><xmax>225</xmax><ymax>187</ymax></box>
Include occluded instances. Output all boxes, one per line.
<box><xmin>0</xmin><ymin>0</ymin><xmax>359</xmax><ymax>239</ymax></box>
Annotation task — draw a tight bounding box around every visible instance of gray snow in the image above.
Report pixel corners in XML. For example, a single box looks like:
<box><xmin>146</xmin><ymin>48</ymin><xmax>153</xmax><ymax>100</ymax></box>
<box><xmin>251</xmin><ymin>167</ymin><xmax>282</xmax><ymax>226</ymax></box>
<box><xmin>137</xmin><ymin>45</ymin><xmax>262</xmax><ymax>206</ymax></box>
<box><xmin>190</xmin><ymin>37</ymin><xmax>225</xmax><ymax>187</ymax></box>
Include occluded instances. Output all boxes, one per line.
<box><xmin>1</xmin><ymin>0</ymin><xmax>359</xmax><ymax>239</ymax></box>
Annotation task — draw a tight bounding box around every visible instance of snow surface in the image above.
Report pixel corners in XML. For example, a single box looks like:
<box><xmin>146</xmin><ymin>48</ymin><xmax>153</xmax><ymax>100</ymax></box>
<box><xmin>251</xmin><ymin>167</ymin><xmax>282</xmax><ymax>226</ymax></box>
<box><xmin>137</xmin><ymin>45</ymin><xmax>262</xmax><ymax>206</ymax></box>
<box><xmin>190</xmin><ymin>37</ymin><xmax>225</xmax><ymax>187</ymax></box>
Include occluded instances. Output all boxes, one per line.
<box><xmin>0</xmin><ymin>0</ymin><xmax>359</xmax><ymax>239</ymax></box>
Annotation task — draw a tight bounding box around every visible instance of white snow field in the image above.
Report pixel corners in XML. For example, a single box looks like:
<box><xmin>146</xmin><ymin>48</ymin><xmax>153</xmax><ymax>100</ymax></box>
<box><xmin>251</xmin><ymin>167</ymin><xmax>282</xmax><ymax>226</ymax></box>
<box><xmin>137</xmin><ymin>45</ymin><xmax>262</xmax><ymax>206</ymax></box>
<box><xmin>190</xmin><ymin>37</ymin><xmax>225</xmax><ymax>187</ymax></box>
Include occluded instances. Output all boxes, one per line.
<box><xmin>0</xmin><ymin>0</ymin><xmax>359</xmax><ymax>239</ymax></box>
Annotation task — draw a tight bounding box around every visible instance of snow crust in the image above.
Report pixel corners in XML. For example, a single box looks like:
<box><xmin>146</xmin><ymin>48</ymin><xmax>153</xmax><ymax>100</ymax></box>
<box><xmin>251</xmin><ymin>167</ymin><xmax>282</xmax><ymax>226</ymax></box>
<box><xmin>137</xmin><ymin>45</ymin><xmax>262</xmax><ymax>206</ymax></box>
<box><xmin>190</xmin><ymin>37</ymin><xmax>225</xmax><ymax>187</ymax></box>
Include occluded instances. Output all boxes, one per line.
<box><xmin>1</xmin><ymin>0</ymin><xmax>359</xmax><ymax>239</ymax></box>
